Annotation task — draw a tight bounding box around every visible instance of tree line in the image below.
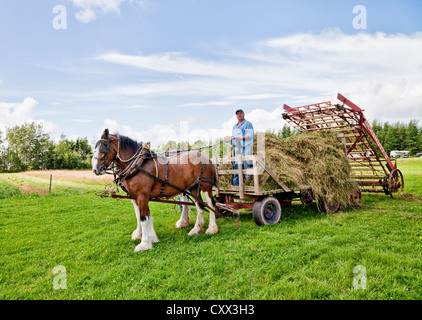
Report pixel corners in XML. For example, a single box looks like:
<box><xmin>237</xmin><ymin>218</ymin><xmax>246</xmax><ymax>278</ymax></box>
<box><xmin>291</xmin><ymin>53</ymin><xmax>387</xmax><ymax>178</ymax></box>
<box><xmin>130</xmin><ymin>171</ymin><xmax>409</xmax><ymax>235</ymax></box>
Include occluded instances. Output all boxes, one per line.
<box><xmin>0</xmin><ymin>123</ymin><xmax>92</xmax><ymax>172</ymax></box>
<box><xmin>372</xmin><ymin>119</ymin><xmax>421</xmax><ymax>155</ymax></box>
<box><xmin>0</xmin><ymin>119</ymin><xmax>420</xmax><ymax>172</ymax></box>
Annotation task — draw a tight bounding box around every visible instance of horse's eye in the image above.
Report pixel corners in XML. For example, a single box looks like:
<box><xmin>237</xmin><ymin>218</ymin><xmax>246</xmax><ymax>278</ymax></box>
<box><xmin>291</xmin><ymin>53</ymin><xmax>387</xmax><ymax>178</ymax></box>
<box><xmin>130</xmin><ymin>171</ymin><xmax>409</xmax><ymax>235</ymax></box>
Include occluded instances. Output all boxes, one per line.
<box><xmin>99</xmin><ymin>144</ymin><xmax>108</xmax><ymax>154</ymax></box>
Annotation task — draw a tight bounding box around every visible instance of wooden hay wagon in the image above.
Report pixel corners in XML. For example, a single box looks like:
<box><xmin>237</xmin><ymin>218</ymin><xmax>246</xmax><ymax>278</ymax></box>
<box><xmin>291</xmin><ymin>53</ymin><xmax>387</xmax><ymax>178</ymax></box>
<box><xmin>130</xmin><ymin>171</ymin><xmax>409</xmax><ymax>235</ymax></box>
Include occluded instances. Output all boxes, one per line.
<box><xmin>212</xmin><ymin>154</ymin><xmax>341</xmax><ymax>226</ymax></box>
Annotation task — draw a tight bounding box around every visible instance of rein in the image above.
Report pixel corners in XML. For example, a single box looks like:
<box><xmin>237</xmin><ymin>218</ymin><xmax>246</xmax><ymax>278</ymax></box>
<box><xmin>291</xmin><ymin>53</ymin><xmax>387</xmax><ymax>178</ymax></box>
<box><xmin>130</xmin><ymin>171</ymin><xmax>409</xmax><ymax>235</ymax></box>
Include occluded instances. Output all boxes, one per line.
<box><xmin>96</xmin><ymin>135</ymin><xmax>220</xmax><ymax>214</ymax></box>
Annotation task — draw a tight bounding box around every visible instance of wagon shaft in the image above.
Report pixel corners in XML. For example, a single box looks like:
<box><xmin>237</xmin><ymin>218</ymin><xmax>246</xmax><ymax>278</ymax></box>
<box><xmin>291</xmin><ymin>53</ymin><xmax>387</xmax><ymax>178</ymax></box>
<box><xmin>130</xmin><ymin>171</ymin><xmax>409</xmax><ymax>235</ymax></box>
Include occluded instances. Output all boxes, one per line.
<box><xmin>282</xmin><ymin>93</ymin><xmax>404</xmax><ymax>197</ymax></box>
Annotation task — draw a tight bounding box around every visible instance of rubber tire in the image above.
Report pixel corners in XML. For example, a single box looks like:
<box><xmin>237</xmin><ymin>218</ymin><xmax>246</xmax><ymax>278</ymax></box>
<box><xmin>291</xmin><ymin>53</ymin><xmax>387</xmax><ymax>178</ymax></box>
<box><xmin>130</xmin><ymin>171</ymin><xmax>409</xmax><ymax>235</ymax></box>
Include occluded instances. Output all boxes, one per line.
<box><xmin>253</xmin><ymin>197</ymin><xmax>282</xmax><ymax>226</ymax></box>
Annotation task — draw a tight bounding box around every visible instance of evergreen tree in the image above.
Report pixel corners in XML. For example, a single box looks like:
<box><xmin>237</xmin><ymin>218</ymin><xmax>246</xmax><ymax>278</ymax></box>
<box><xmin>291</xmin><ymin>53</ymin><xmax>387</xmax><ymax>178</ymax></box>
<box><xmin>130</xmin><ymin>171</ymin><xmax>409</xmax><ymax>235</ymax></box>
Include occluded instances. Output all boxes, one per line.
<box><xmin>405</xmin><ymin>119</ymin><xmax>419</xmax><ymax>154</ymax></box>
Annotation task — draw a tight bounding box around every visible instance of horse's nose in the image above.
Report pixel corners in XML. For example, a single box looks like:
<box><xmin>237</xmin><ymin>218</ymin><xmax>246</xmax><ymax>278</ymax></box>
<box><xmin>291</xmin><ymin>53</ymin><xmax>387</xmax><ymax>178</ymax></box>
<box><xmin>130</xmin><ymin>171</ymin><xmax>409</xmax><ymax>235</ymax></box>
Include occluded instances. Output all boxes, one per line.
<box><xmin>93</xmin><ymin>168</ymin><xmax>99</xmax><ymax>175</ymax></box>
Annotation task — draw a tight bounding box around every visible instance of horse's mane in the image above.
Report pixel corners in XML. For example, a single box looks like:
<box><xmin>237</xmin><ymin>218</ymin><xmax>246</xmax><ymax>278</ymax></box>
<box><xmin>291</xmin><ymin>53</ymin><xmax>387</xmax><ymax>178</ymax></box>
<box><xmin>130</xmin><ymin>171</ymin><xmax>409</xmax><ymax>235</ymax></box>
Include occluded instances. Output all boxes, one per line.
<box><xmin>117</xmin><ymin>134</ymin><xmax>143</xmax><ymax>154</ymax></box>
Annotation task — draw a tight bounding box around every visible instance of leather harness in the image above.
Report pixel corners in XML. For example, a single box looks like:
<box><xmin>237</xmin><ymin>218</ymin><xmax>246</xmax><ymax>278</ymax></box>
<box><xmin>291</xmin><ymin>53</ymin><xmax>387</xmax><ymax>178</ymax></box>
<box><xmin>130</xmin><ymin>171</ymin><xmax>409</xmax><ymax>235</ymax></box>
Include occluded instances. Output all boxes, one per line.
<box><xmin>101</xmin><ymin>137</ymin><xmax>217</xmax><ymax>206</ymax></box>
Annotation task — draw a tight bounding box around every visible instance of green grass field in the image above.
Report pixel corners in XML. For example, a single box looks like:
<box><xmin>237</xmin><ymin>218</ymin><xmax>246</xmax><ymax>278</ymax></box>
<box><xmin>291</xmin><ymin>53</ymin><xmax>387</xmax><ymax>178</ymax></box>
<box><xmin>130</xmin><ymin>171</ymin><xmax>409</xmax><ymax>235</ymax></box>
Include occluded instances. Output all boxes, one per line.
<box><xmin>0</xmin><ymin>158</ymin><xmax>421</xmax><ymax>300</ymax></box>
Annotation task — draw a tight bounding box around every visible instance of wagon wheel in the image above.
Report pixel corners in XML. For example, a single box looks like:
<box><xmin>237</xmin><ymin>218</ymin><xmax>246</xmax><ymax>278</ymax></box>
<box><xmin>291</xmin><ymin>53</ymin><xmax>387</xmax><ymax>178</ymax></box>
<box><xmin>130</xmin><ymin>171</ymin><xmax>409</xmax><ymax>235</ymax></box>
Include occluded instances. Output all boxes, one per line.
<box><xmin>253</xmin><ymin>197</ymin><xmax>282</xmax><ymax>226</ymax></box>
<box><xmin>349</xmin><ymin>190</ymin><xmax>362</xmax><ymax>204</ymax></box>
<box><xmin>388</xmin><ymin>169</ymin><xmax>404</xmax><ymax>198</ymax></box>
<box><xmin>317</xmin><ymin>196</ymin><xmax>341</xmax><ymax>213</ymax></box>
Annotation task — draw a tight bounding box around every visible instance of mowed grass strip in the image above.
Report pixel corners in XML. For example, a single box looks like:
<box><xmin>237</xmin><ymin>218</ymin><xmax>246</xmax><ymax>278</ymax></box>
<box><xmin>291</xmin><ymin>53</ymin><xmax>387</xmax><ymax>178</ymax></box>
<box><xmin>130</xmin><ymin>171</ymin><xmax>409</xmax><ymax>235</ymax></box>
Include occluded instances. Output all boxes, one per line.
<box><xmin>0</xmin><ymin>159</ymin><xmax>421</xmax><ymax>300</ymax></box>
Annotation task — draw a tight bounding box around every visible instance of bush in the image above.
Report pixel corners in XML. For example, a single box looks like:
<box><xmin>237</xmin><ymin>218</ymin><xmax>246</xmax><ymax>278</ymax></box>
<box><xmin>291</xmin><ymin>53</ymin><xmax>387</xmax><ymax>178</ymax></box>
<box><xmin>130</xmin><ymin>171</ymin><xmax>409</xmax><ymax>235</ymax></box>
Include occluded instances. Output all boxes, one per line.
<box><xmin>0</xmin><ymin>180</ymin><xmax>21</xmax><ymax>199</ymax></box>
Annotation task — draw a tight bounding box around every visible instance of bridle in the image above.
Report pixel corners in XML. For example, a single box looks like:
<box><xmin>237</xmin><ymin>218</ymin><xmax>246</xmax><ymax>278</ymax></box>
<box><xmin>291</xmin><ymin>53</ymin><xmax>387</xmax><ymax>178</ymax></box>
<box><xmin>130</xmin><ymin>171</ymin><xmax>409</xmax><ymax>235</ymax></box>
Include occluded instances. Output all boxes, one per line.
<box><xmin>95</xmin><ymin>138</ymin><xmax>119</xmax><ymax>174</ymax></box>
<box><xmin>95</xmin><ymin>136</ymin><xmax>146</xmax><ymax>174</ymax></box>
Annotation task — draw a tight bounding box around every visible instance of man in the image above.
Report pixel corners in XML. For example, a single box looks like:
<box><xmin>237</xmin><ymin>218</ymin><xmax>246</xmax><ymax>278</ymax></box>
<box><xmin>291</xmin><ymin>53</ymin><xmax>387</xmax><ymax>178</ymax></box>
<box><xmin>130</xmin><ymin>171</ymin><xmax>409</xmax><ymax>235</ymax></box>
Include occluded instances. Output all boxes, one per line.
<box><xmin>224</xmin><ymin>109</ymin><xmax>254</xmax><ymax>186</ymax></box>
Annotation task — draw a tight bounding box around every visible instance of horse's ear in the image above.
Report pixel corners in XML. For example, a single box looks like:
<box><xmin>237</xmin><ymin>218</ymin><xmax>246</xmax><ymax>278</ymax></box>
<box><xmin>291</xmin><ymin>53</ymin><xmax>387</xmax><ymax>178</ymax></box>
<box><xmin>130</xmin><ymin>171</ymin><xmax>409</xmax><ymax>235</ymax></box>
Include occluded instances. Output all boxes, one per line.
<box><xmin>102</xmin><ymin>128</ymin><xmax>109</xmax><ymax>139</ymax></box>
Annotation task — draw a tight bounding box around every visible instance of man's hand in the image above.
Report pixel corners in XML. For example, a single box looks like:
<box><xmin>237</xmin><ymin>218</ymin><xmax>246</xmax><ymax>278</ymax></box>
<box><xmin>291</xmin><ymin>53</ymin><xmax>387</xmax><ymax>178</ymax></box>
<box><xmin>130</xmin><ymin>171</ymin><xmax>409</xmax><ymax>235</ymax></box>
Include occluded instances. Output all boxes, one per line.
<box><xmin>223</xmin><ymin>137</ymin><xmax>233</xmax><ymax>143</ymax></box>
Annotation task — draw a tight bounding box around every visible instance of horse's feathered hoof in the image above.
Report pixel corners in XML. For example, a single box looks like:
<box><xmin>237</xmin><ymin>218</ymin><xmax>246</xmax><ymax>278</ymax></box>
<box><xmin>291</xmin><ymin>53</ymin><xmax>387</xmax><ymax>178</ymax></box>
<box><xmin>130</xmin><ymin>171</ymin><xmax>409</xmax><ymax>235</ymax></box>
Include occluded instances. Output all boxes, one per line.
<box><xmin>188</xmin><ymin>227</ymin><xmax>203</xmax><ymax>236</ymax></box>
<box><xmin>134</xmin><ymin>241</ymin><xmax>152</xmax><ymax>252</ymax></box>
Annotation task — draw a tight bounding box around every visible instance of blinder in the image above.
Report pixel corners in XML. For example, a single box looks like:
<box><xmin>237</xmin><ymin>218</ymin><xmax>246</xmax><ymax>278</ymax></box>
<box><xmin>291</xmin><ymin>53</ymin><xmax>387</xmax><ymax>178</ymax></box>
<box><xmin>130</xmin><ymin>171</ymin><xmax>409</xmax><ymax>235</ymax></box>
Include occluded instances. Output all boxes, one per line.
<box><xmin>95</xmin><ymin>139</ymin><xmax>113</xmax><ymax>170</ymax></box>
<box><xmin>99</xmin><ymin>142</ymin><xmax>109</xmax><ymax>154</ymax></box>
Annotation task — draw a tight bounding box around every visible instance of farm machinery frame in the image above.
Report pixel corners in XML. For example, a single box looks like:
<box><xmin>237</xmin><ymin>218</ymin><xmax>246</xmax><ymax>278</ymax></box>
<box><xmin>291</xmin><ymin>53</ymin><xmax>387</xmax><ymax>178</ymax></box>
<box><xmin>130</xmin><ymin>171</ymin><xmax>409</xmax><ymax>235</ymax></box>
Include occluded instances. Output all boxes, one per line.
<box><xmin>282</xmin><ymin>93</ymin><xmax>404</xmax><ymax>198</ymax></box>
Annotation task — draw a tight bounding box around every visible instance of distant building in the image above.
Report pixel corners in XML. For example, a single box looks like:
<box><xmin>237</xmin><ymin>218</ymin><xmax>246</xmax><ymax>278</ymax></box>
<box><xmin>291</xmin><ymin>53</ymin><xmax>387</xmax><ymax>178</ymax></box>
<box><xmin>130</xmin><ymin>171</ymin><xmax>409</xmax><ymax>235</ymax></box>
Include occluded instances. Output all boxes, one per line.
<box><xmin>390</xmin><ymin>150</ymin><xmax>410</xmax><ymax>158</ymax></box>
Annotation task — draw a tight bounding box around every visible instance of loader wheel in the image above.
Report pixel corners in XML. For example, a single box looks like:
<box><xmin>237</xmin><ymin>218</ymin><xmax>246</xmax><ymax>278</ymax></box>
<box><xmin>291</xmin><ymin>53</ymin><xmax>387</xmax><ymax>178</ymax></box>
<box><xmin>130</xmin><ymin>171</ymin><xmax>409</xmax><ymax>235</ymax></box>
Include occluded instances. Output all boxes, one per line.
<box><xmin>253</xmin><ymin>197</ymin><xmax>282</xmax><ymax>226</ymax></box>
<box><xmin>388</xmin><ymin>169</ymin><xmax>404</xmax><ymax>198</ymax></box>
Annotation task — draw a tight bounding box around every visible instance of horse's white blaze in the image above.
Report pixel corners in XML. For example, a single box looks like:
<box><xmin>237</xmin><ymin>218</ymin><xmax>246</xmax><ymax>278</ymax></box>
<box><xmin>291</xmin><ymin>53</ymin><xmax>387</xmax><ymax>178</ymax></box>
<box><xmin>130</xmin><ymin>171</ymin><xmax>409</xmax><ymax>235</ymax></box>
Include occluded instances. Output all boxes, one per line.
<box><xmin>205</xmin><ymin>193</ymin><xmax>218</xmax><ymax>235</ymax></box>
<box><xmin>91</xmin><ymin>145</ymin><xmax>99</xmax><ymax>172</ymax></box>
<box><xmin>131</xmin><ymin>200</ymin><xmax>142</xmax><ymax>241</ymax></box>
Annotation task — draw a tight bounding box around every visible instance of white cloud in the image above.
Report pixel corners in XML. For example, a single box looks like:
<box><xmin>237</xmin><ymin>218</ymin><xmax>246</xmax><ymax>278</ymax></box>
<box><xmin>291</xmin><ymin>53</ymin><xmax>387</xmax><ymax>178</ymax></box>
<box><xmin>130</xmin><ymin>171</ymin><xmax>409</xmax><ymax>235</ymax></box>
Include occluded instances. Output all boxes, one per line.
<box><xmin>182</xmin><ymin>100</ymin><xmax>232</xmax><ymax>107</ymax></box>
<box><xmin>70</xmin><ymin>0</ymin><xmax>151</xmax><ymax>23</ymax></box>
<box><xmin>71</xmin><ymin>0</ymin><xmax>124</xmax><ymax>23</ymax></box>
<box><xmin>102</xmin><ymin>118</ymin><xmax>180</xmax><ymax>146</ymax></box>
<box><xmin>100</xmin><ymin>107</ymin><xmax>286</xmax><ymax>148</ymax></box>
<box><xmin>0</xmin><ymin>97</ymin><xmax>57</xmax><ymax>138</ymax></box>
<box><xmin>94</xmin><ymin>30</ymin><xmax>422</xmax><ymax>124</ymax></box>
<box><xmin>247</xmin><ymin>108</ymin><xmax>285</xmax><ymax>132</ymax></box>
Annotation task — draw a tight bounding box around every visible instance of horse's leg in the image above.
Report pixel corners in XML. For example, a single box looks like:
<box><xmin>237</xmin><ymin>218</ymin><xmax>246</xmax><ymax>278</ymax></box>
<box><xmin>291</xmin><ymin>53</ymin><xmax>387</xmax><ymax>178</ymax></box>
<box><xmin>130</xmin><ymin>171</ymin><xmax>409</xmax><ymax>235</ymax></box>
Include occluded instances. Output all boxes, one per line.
<box><xmin>147</xmin><ymin>214</ymin><xmax>159</xmax><ymax>244</ymax></box>
<box><xmin>175</xmin><ymin>193</ymin><xmax>191</xmax><ymax>229</ymax></box>
<box><xmin>134</xmin><ymin>198</ymin><xmax>156</xmax><ymax>252</ymax></box>
<box><xmin>204</xmin><ymin>190</ymin><xmax>219</xmax><ymax>235</ymax></box>
<box><xmin>131</xmin><ymin>200</ymin><xmax>142</xmax><ymax>241</ymax></box>
<box><xmin>188</xmin><ymin>198</ymin><xmax>205</xmax><ymax>236</ymax></box>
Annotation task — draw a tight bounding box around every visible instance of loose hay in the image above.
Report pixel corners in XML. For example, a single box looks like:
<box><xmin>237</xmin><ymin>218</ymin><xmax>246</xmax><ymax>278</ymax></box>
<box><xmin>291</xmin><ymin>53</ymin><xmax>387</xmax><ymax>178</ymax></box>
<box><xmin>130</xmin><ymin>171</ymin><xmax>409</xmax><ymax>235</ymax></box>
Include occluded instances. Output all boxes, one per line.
<box><xmin>219</xmin><ymin>131</ymin><xmax>359</xmax><ymax>209</ymax></box>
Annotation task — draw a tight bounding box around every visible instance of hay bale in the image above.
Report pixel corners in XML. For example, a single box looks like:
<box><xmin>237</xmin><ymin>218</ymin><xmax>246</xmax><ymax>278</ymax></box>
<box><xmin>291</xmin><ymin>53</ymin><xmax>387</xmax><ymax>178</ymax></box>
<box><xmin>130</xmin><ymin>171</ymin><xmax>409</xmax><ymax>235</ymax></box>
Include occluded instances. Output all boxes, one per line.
<box><xmin>219</xmin><ymin>131</ymin><xmax>359</xmax><ymax>209</ymax></box>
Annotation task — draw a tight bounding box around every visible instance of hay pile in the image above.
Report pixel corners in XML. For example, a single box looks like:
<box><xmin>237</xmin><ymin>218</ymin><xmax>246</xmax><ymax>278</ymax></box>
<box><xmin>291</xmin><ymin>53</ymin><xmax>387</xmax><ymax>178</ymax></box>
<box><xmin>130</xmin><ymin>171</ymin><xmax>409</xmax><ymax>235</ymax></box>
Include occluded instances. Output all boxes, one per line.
<box><xmin>219</xmin><ymin>131</ymin><xmax>359</xmax><ymax>209</ymax></box>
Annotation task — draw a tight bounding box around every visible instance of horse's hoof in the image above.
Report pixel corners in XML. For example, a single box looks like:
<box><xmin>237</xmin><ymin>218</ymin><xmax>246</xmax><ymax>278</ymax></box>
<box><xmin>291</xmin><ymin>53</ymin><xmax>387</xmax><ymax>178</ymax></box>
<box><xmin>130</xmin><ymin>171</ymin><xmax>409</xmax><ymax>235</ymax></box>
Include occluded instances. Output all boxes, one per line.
<box><xmin>205</xmin><ymin>226</ymin><xmax>219</xmax><ymax>235</ymax></box>
<box><xmin>175</xmin><ymin>220</ymin><xmax>190</xmax><ymax>229</ymax></box>
<box><xmin>134</xmin><ymin>241</ymin><xmax>152</xmax><ymax>252</ymax></box>
<box><xmin>150</xmin><ymin>235</ymin><xmax>159</xmax><ymax>244</ymax></box>
<box><xmin>131</xmin><ymin>230</ymin><xmax>142</xmax><ymax>241</ymax></box>
<box><xmin>188</xmin><ymin>227</ymin><xmax>203</xmax><ymax>236</ymax></box>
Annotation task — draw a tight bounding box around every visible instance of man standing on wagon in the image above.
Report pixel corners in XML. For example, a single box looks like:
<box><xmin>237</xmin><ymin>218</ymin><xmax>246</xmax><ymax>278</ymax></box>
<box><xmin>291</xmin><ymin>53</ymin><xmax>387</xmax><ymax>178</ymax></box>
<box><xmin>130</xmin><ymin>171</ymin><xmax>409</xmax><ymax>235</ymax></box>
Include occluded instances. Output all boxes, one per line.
<box><xmin>224</xmin><ymin>109</ymin><xmax>254</xmax><ymax>186</ymax></box>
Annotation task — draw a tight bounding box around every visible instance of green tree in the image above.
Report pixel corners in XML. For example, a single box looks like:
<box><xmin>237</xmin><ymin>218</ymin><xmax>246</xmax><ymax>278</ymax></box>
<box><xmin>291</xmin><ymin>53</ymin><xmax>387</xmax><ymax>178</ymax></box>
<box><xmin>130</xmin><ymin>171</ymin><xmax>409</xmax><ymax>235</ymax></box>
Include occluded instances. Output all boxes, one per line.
<box><xmin>278</xmin><ymin>124</ymin><xmax>293</xmax><ymax>138</ymax></box>
<box><xmin>157</xmin><ymin>140</ymin><xmax>177</xmax><ymax>152</ymax></box>
<box><xmin>5</xmin><ymin>122</ymin><xmax>52</xmax><ymax>171</ymax></box>
<box><xmin>404</xmin><ymin>119</ymin><xmax>419</xmax><ymax>154</ymax></box>
<box><xmin>0</xmin><ymin>129</ymin><xmax>4</xmax><ymax>171</ymax></box>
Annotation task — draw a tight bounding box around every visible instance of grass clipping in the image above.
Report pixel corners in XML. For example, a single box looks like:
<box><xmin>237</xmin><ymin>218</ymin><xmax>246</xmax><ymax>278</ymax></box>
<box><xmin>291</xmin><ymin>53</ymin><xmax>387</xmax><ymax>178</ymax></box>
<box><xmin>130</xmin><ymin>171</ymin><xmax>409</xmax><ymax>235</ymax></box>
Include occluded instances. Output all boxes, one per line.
<box><xmin>219</xmin><ymin>131</ymin><xmax>359</xmax><ymax>209</ymax></box>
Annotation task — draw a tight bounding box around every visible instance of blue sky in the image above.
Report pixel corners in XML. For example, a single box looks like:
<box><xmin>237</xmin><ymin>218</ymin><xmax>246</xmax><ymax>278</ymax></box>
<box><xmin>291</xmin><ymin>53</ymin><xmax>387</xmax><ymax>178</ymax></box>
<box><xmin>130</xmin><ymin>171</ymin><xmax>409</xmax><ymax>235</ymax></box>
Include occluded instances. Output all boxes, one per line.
<box><xmin>1</xmin><ymin>0</ymin><xmax>421</xmax><ymax>146</ymax></box>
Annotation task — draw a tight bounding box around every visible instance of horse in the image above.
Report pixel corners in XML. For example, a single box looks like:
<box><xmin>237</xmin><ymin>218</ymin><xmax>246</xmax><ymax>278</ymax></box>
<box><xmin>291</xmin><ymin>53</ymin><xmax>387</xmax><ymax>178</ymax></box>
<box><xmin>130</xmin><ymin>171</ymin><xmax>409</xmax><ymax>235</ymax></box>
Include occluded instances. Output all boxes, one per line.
<box><xmin>92</xmin><ymin>129</ymin><xmax>219</xmax><ymax>252</ymax></box>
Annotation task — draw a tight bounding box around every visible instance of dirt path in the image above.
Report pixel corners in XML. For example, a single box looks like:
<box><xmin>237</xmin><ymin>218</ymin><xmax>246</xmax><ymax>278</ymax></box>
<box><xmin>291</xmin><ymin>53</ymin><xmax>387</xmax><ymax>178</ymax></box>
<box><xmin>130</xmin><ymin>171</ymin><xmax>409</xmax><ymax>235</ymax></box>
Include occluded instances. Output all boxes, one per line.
<box><xmin>16</xmin><ymin>183</ymin><xmax>49</xmax><ymax>195</ymax></box>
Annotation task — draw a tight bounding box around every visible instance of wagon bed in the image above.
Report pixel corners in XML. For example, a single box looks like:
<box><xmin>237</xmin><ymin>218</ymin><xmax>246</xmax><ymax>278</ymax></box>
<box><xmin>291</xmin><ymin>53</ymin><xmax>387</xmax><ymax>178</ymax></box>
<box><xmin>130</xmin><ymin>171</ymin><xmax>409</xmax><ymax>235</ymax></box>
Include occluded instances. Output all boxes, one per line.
<box><xmin>211</xmin><ymin>153</ymin><xmax>340</xmax><ymax>226</ymax></box>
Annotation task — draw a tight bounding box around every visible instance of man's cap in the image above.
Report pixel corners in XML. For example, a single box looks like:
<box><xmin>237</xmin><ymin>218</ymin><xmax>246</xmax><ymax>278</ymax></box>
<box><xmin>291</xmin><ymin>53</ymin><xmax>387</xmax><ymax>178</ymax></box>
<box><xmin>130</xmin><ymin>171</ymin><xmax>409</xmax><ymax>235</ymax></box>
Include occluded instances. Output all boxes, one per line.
<box><xmin>235</xmin><ymin>109</ymin><xmax>244</xmax><ymax>114</ymax></box>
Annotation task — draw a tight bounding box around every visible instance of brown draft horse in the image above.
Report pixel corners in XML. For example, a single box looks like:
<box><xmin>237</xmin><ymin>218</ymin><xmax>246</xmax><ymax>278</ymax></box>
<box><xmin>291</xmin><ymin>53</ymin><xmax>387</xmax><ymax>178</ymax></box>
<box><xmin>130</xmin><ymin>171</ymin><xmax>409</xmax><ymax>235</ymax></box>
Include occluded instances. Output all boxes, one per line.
<box><xmin>92</xmin><ymin>129</ymin><xmax>219</xmax><ymax>252</ymax></box>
